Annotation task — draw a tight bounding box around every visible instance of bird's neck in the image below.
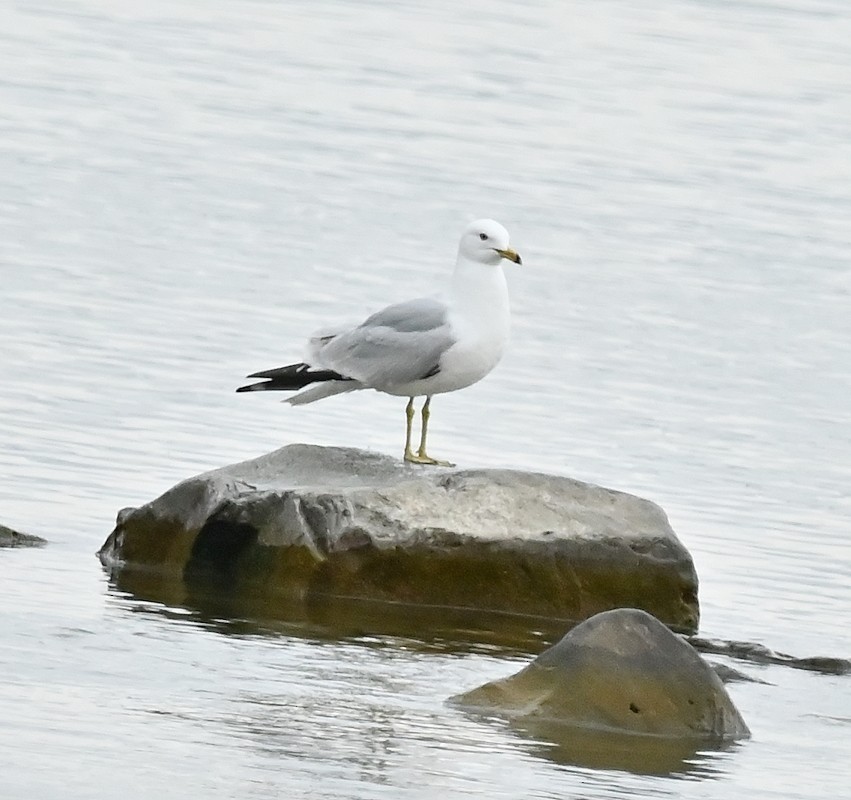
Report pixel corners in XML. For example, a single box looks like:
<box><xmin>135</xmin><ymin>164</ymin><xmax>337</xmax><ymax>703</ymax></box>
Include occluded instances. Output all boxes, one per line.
<box><xmin>450</xmin><ymin>256</ymin><xmax>510</xmax><ymax>325</ymax></box>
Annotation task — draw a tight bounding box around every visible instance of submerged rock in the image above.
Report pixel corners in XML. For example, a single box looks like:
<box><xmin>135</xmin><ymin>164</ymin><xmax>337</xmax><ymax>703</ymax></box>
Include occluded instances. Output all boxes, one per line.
<box><xmin>689</xmin><ymin>635</ymin><xmax>851</xmax><ymax>677</ymax></box>
<box><xmin>452</xmin><ymin>608</ymin><xmax>750</xmax><ymax>740</ymax></box>
<box><xmin>98</xmin><ymin>444</ymin><xmax>699</xmax><ymax>634</ymax></box>
<box><xmin>709</xmin><ymin>661</ymin><xmax>770</xmax><ymax>685</ymax></box>
<box><xmin>0</xmin><ymin>522</ymin><xmax>47</xmax><ymax>548</ymax></box>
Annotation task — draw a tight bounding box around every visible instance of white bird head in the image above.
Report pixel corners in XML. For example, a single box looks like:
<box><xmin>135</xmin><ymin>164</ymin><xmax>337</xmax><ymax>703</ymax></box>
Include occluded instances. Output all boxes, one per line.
<box><xmin>458</xmin><ymin>219</ymin><xmax>522</xmax><ymax>266</ymax></box>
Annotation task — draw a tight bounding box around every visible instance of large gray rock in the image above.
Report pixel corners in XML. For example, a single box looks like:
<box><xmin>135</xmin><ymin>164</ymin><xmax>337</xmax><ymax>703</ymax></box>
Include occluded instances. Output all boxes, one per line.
<box><xmin>452</xmin><ymin>608</ymin><xmax>750</xmax><ymax>740</ymax></box>
<box><xmin>98</xmin><ymin>444</ymin><xmax>699</xmax><ymax>635</ymax></box>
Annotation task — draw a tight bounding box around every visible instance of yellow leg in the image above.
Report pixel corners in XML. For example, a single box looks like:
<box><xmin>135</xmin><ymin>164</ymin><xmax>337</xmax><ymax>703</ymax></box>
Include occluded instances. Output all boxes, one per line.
<box><xmin>404</xmin><ymin>396</ymin><xmax>454</xmax><ymax>467</ymax></box>
<box><xmin>417</xmin><ymin>397</ymin><xmax>432</xmax><ymax>457</ymax></box>
<box><xmin>403</xmin><ymin>397</ymin><xmax>416</xmax><ymax>461</ymax></box>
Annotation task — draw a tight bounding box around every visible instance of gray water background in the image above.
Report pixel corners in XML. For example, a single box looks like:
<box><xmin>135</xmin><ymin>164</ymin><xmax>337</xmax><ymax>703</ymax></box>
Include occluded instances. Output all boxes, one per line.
<box><xmin>1</xmin><ymin>0</ymin><xmax>849</xmax><ymax>797</ymax></box>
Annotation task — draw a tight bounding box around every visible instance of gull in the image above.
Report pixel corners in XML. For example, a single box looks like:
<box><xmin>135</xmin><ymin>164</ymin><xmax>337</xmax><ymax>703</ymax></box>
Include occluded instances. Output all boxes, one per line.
<box><xmin>237</xmin><ymin>219</ymin><xmax>522</xmax><ymax>466</ymax></box>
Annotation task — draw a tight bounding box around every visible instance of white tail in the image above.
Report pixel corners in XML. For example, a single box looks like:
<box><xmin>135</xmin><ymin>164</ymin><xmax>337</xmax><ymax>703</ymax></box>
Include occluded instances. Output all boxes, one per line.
<box><xmin>285</xmin><ymin>380</ymin><xmax>361</xmax><ymax>406</ymax></box>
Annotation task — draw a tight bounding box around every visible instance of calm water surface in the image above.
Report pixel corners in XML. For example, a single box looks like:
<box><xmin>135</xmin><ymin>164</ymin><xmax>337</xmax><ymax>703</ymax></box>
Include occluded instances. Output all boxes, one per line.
<box><xmin>1</xmin><ymin>1</ymin><xmax>849</xmax><ymax>798</ymax></box>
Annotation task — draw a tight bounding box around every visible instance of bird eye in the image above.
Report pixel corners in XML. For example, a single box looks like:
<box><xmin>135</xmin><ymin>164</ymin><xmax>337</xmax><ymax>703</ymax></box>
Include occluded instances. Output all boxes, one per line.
<box><xmin>479</xmin><ymin>233</ymin><xmax>488</xmax><ymax>241</ymax></box>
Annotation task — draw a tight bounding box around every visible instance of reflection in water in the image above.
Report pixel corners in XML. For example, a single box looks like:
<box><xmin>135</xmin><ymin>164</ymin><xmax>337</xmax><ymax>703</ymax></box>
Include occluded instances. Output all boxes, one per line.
<box><xmin>104</xmin><ymin>564</ymin><xmax>576</xmax><ymax>655</ymax></box>
<box><xmin>108</xmin><ymin>567</ymin><xmax>739</xmax><ymax>780</ymax></box>
<box><xmin>221</xmin><ymin>690</ymin><xmax>398</xmax><ymax>789</ymax></box>
<box><xmin>108</xmin><ymin>563</ymin><xmax>851</xmax><ymax>677</ymax></box>
<box><xmin>507</xmin><ymin>717</ymin><xmax>739</xmax><ymax>778</ymax></box>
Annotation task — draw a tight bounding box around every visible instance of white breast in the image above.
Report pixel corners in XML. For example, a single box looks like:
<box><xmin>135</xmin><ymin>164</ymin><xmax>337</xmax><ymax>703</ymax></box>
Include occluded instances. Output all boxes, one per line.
<box><xmin>428</xmin><ymin>256</ymin><xmax>511</xmax><ymax>394</ymax></box>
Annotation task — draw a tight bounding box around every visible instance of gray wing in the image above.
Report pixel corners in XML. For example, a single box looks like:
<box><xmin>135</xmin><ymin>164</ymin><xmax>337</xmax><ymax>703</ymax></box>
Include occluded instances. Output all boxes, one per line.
<box><xmin>315</xmin><ymin>298</ymin><xmax>455</xmax><ymax>388</ymax></box>
<box><xmin>360</xmin><ymin>297</ymin><xmax>447</xmax><ymax>333</ymax></box>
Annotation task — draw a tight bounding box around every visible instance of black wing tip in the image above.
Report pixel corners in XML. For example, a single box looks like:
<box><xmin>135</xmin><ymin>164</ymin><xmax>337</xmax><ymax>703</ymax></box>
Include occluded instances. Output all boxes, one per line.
<box><xmin>245</xmin><ymin>363</ymin><xmax>307</xmax><ymax>380</ymax></box>
<box><xmin>237</xmin><ymin>363</ymin><xmax>307</xmax><ymax>392</ymax></box>
<box><xmin>236</xmin><ymin>365</ymin><xmax>352</xmax><ymax>393</ymax></box>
